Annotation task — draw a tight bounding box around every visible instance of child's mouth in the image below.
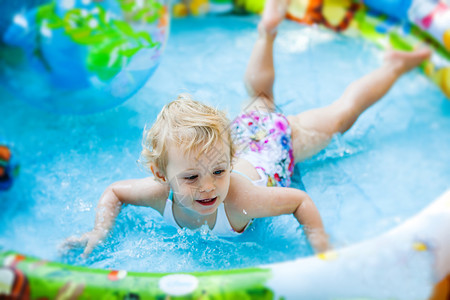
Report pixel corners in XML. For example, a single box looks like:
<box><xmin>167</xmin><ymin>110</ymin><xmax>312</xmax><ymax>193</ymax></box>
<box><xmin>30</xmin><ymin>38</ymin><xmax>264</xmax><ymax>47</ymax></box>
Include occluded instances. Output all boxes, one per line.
<box><xmin>195</xmin><ymin>197</ymin><xmax>217</xmax><ymax>206</ymax></box>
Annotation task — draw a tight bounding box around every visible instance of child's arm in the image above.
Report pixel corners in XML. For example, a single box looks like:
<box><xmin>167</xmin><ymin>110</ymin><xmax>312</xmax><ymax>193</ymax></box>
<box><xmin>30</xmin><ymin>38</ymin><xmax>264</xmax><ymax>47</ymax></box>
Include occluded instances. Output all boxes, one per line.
<box><xmin>64</xmin><ymin>177</ymin><xmax>169</xmax><ymax>257</ymax></box>
<box><xmin>228</xmin><ymin>178</ymin><xmax>330</xmax><ymax>253</ymax></box>
<box><xmin>287</xmin><ymin>189</ymin><xmax>330</xmax><ymax>253</ymax></box>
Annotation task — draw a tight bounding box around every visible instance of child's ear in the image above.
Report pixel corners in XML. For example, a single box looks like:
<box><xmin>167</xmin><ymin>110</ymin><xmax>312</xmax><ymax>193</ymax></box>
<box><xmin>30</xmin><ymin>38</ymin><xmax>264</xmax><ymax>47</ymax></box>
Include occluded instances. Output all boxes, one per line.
<box><xmin>150</xmin><ymin>165</ymin><xmax>167</xmax><ymax>183</ymax></box>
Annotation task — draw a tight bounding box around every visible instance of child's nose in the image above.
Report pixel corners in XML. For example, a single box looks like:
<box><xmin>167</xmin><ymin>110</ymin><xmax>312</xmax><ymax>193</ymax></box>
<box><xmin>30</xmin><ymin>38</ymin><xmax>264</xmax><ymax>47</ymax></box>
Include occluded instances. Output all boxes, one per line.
<box><xmin>200</xmin><ymin>176</ymin><xmax>215</xmax><ymax>193</ymax></box>
<box><xmin>200</xmin><ymin>186</ymin><xmax>215</xmax><ymax>193</ymax></box>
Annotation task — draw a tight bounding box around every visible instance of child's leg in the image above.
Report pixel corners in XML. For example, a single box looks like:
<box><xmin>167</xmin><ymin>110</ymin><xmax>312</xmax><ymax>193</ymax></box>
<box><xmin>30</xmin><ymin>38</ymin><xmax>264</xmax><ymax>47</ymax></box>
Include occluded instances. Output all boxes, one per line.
<box><xmin>243</xmin><ymin>0</ymin><xmax>289</xmax><ymax>112</ymax></box>
<box><xmin>287</xmin><ymin>48</ymin><xmax>431</xmax><ymax>162</ymax></box>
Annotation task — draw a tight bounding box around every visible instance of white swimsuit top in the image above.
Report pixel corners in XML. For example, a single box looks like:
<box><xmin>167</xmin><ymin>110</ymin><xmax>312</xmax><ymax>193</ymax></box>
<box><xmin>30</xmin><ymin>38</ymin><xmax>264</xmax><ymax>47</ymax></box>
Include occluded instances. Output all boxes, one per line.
<box><xmin>163</xmin><ymin>170</ymin><xmax>266</xmax><ymax>237</ymax></box>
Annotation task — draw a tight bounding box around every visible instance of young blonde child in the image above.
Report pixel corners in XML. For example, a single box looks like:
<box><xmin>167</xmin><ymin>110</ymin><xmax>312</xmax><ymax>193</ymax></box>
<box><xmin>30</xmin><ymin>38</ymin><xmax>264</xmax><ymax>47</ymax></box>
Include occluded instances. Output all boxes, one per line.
<box><xmin>64</xmin><ymin>0</ymin><xmax>431</xmax><ymax>257</ymax></box>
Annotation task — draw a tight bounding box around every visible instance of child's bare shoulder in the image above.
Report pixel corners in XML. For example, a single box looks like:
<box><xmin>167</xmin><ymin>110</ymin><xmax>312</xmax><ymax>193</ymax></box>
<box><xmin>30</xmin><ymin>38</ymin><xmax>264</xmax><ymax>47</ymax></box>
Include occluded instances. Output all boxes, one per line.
<box><xmin>225</xmin><ymin>174</ymin><xmax>258</xmax><ymax>227</ymax></box>
<box><xmin>111</xmin><ymin>177</ymin><xmax>170</xmax><ymax>214</ymax></box>
<box><xmin>226</xmin><ymin>173</ymin><xmax>262</xmax><ymax>209</ymax></box>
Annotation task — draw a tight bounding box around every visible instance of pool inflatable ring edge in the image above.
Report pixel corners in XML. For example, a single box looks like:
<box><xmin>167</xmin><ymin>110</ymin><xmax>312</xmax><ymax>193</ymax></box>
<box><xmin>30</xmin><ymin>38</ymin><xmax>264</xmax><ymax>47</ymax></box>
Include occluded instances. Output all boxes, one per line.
<box><xmin>1</xmin><ymin>189</ymin><xmax>449</xmax><ymax>299</ymax></box>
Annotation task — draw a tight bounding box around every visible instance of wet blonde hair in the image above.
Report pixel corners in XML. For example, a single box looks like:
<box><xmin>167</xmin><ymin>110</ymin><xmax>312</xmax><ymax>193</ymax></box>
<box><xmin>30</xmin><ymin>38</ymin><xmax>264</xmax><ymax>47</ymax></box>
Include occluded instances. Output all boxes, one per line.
<box><xmin>140</xmin><ymin>94</ymin><xmax>236</xmax><ymax>174</ymax></box>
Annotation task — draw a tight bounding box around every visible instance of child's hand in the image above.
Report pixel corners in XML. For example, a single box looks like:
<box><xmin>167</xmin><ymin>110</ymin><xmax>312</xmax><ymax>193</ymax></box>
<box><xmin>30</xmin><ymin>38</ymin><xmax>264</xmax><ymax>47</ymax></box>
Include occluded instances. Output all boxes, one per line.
<box><xmin>62</xmin><ymin>230</ymin><xmax>106</xmax><ymax>258</ymax></box>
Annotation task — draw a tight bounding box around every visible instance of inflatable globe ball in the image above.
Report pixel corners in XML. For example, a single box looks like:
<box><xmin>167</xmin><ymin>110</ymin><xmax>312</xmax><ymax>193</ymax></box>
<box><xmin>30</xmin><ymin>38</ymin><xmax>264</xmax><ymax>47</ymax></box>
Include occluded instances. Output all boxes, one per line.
<box><xmin>0</xmin><ymin>0</ymin><xmax>170</xmax><ymax>114</ymax></box>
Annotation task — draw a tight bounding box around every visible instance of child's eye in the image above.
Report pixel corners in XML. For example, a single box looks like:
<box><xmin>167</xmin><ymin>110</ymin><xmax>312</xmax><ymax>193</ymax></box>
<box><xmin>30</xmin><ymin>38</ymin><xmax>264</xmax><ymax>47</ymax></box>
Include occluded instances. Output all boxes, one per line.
<box><xmin>213</xmin><ymin>170</ymin><xmax>225</xmax><ymax>176</ymax></box>
<box><xmin>184</xmin><ymin>175</ymin><xmax>198</xmax><ymax>181</ymax></box>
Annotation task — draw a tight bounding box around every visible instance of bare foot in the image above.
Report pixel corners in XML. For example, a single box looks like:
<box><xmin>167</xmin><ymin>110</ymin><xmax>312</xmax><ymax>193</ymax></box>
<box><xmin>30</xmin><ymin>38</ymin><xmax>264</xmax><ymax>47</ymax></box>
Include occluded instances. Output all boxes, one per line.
<box><xmin>384</xmin><ymin>47</ymin><xmax>432</xmax><ymax>74</ymax></box>
<box><xmin>259</xmin><ymin>0</ymin><xmax>290</xmax><ymax>35</ymax></box>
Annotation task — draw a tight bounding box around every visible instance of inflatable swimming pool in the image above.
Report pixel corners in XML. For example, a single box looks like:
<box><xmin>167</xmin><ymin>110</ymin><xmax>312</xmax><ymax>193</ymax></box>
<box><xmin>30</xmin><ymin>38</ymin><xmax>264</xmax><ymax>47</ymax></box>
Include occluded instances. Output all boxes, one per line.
<box><xmin>1</xmin><ymin>190</ymin><xmax>449</xmax><ymax>298</ymax></box>
<box><xmin>1</xmin><ymin>2</ymin><xmax>450</xmax><ymax>299</ymax></box>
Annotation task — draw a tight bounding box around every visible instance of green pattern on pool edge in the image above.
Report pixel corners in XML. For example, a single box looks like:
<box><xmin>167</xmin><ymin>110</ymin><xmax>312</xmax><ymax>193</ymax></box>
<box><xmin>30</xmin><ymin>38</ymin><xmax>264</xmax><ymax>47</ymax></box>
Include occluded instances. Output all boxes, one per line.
<box><xmin>0</xmin><ymin>251</ymin><xmax>275</xmax><ymax>299</ymax></box>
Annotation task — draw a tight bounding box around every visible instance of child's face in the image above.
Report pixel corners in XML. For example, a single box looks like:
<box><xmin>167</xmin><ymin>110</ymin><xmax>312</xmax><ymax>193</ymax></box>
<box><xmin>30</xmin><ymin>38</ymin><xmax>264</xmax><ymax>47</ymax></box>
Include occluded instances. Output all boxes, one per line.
<box><xmin>165</xmin><ymin>139</ymin><xmax>231</xmax><ymax>216</ymax></box>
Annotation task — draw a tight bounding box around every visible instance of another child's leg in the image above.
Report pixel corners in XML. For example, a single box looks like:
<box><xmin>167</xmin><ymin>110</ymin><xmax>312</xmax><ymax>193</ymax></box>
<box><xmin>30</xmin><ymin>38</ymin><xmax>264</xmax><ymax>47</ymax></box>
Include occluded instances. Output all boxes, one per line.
<box><xmin>287</xmin><ymin>48</ymin><xmax>431</xmax><ymax>162</ymax></box>
<box><xmin>243</xmin><ymin>0</ymin><xmax>289</xmax><ymax>112</ymax></box>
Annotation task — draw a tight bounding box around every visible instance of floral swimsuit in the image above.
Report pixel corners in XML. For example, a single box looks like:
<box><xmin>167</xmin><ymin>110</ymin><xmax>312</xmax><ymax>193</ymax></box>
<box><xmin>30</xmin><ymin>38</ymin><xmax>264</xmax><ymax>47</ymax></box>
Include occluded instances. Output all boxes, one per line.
<box><xmin>231</xmin><ymin>111</ymin><xmax>295</xmax><ymax>187</ymax></box>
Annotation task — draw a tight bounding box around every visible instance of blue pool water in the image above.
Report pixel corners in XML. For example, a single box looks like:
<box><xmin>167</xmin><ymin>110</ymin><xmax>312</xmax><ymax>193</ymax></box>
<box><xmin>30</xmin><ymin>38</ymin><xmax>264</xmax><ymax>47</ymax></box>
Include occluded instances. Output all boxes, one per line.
<box><xmin>0</xmin><ymin>15</ymin><xmax>450</xmax><ymax>273</ymax></box>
